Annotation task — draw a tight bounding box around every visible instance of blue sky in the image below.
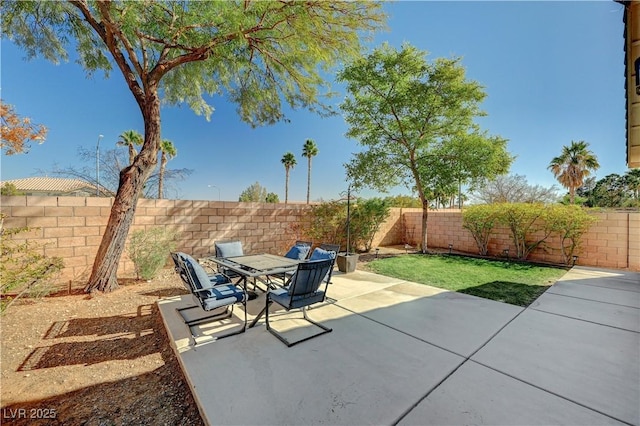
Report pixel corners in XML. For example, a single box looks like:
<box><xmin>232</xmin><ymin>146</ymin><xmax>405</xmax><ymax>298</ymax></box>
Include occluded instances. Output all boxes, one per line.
<box><xmin>0</xmin><ymin>1</ymin><xmax>627</xmax><ymax>202</ymax></box>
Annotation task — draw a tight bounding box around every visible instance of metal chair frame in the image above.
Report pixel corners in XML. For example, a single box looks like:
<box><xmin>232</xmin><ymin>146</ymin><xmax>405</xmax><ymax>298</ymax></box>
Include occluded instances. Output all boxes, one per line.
<box><xmin>265</xmin><ymin>258</ymin><xmax>334</xmax><ymax>347</ymax></box>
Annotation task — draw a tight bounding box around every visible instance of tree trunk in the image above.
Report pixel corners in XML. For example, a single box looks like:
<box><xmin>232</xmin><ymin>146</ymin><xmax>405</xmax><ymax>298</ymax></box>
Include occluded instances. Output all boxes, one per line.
<box><xmin>306</xmin><ymin>158</ymin><xmax>311</xmax><ymax>204</ymax></box>
<box><xmin>158</xmin><ymin>152</ymin><xmax>167</xmax><ymax>199</ymax></box>
<box><xmin>421</xmin><ymin>199</ymin><xmax>429</xmax><ymax>254</ymax></box>
<box><xmin>85</xmin><ymin>94</ymin><xmax>161</xmax><ymax>293</ymax></box>
<box><xmin>569</xmin><ymin>186</ymin><xmax>575</xmax><ymax>204</ymax></box>
<box><xmin>285</xmin><ymin>169</ymin><xmax>290</xmax><ymax>204</ymax></box>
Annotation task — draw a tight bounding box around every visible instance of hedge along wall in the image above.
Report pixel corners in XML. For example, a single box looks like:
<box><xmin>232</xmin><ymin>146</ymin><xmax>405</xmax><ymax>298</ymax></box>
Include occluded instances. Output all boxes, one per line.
<box><xmin>0</xmin><ymin>196</ymin><xmax>314</xmax><ymax>289</ymax></box>
<box><xmin>382</xmin><ymin>209</ymin><xmax>640</xmax><ymax>271</ymax></box>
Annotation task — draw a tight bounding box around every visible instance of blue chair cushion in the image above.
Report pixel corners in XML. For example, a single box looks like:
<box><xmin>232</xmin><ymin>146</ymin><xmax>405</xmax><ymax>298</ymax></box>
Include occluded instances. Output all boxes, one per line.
<box><xmin>285</xmin><ymin>244</ymin><xmax>311</xmax><ymax>260</ymax></box>
<box><xmin>200</xmin><ymin>284</ymin><xmax>245</xmax><ymax>310</ymax></box>
<box><xmin>181</xmin><ymin>253</ymin><xmax>214</xmax><ymax>292</ymax></box>
<box><xmin>215</xmin><ymin>241</ymin><xmax>243</xmax><ymax>258</ymax></box>
<box><xmin>309</xmin><ymin>247</ymin><xmax>337</xmax><ymax>261</ymax></box>
<box><xmin>271</xmin><ymin>289</ymin><xmax>326</xmax><ymax>309</ymax></box>
<box><xmin>309</xmin><ymin>248</ymin><xmax>336</xmax><ymax>283</ymax></box>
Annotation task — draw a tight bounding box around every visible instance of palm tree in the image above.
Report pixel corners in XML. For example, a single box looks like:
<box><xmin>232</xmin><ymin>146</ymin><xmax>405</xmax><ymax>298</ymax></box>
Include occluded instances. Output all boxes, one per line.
<box><xmin>302</xmin><ymin>138</ymin><xmax>318</xmax><ymax>204</ymax></box>
<box><xmin>158</xmin><ymin>139</ymin><xmax>177</xmax><ymax>199</ymax></box>
<box><xmin>281</xmin><ymin>152</ymin><xmax>297</xmax><ymax>204</ymax></box>
<box><xmin>548</xmin><ymin>140</ymin><xmax>600</xmax><ymax>204</ymax></box>
<box><xmin>116</xmin><ymin>130</ymin><xmax>143</xmax><ymax>165</ymax></box>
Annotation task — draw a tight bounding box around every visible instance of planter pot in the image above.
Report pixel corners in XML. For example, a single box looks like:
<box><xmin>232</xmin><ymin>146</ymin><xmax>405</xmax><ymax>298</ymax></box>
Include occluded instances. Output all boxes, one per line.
<box><xmin>337</xmin><ymin>253</ymin><xmax>359</xmax><ymax>273</ymax></box>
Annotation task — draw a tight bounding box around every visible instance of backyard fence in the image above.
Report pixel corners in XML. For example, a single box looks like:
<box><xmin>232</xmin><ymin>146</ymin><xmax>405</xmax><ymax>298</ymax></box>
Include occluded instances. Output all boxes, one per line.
<box><xmin>1</xmin><ymin>196</ymin><xmax>638</xmax><ymax>291</ymax></box>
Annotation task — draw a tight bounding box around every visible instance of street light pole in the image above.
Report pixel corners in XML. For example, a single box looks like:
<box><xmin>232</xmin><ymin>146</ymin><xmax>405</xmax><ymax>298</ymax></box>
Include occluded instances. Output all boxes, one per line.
<box><xmin>208</xmin><ymin>184</ymin><xmax>221</xmax><ymax>201</ymax></box>
<box><xmin>96</xmin><ymin>134</ymin><xmax>103</xmax><ymax>196</ymax></box>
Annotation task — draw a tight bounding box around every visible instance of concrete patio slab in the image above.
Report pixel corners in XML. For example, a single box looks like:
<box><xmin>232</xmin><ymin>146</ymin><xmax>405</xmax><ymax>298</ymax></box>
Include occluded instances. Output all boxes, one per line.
<box><xmin>398</xmin><ymin>361</ymin><xmax>626</xmax><ymax>425</ymax></box>
<box><xmin>177</xmin><ymin>302</ymin><xmax>465</xmax><ymax>426</ymax></box>
<box><xmin>336</xmin><ymin>283</ymin><xmax>523</xmax><ymax>357</ymax></box>
<box><xmin>531</xmin><ymin>292</ymin><xmax>640</xmax><ymax>332</ymax></box>
<box><xmin>159</xmin><ymin>265</ymin><xmax>640</xmax><ymax>426</ymax></box>
<box><xmin>472</xmin><ymin>309</ymin><xmax>640</xmax><ymax>425</ymax></box>
<box><xmin>546</xmin><ymin>280</ymin><xmax>640</xmax><ymax>308</ymax></box>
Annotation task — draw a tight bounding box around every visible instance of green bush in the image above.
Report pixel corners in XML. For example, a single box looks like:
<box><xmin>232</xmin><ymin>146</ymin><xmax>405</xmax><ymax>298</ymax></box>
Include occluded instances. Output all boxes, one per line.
<box><xmin>0</xmin><ymin>215</ymin><xmax>63</xmax><ymax>312</ymax></box>
<box><xmin>495</xmin><ymin>203</ymin><xmax>552</xmax><ymax>260</ymax></box>
<box><xmin>306</xmin><ymin>198</ymin><xmax>390</xmax><ymax>253</ymax></box>
<box><xmin>545</xmin><ymin>204</ymin><xmax>598</xmax><ymax>265</ymax></box>
<box><xmin>128</xmin><ymin>227</ymin><xmax>177</xmax><ymax>280</ymax></box>
<box><xmin>350</xmin><ymin>198</ymin><xmax>391</xmax><ymax>252</ymax></box>
<box><xmin>462</xmin><ymin>204</ymin><xmax>499</xmax><ymax>255</ymax></box>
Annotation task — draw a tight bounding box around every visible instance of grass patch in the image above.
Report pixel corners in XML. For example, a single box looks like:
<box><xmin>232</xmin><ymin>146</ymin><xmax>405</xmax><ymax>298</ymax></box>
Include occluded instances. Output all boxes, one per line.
<box><xmin>363</xmin><ymin>254</ymin><xmax>567</xmax><ymax>306</ymax></box>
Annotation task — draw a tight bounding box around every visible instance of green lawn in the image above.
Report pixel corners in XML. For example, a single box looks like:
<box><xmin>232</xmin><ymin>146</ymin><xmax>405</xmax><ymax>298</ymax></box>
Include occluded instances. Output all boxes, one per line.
<box><xmin>363</xmin><ymin>254</ymin><xmax>567</xmax><ymax>306</ymax></box>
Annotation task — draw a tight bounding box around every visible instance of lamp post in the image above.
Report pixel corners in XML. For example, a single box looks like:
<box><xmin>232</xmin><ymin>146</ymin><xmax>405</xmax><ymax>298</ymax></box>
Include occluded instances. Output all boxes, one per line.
<box><xmin>96</xmin><ymin>134</ymin><xmax>103</xmax><ymax>196</ymax></box>
<box><xmin>208</xmin><ymin>184</ymin><xmax>220</xmax><ymax>201</ymax></box>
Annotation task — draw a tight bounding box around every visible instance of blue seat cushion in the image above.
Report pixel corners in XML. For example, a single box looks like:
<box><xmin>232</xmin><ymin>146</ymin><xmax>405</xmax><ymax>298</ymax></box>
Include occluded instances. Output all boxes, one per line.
<box><xmin>285</xmin><ymin>244</ymin><xmax>311</xmax><ymax>260</ymax></box>
<box><xmin>215</xmin><ymin>241</ymin><xmax>243</xmax><ymax>258</ymax></box>
<box><xmin>199</xmin><ymin>284</ymin><xmax>246</xmax><ymax>310</ymax></box>
<box><xmin>270</xmin><ymin>289</ymin><xmax>325</xmax><ymax>309</ymax></box>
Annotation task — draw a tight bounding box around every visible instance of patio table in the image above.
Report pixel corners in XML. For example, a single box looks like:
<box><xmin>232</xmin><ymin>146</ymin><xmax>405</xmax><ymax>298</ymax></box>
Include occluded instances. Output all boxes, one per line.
<box><xmin>204</xmin><ymin>253</ymin><xmax>301</xmax><ymax>295</ymax></box>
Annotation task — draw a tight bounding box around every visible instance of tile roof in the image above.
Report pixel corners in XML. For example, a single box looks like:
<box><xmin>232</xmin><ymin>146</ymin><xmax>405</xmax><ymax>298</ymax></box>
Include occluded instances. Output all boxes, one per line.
<box><xmin>0</xmin><ymin>177</ymin><xmax>96</xmax><ymax>192</ymax></box>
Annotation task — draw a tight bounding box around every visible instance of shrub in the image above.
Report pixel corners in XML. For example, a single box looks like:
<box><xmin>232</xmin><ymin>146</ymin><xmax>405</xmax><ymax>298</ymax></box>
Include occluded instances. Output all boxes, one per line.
<box><xmin>0</xmin><ymin>215</ymin><xmax>63</xmax><ymax>312</ymax></box>
<box><xmin>496</xmin><ymin>203</ymin><xmax>553</xmax><ymax>260</ymax></box>
<box><xmin>128</xmin><ymin>227</ymin><xmax>177</xmax><ymax>280</ymax></box>
<box><xmin>462</xmin><ymin>204</ymin><xmax>499</xmax><ymax>255</ymax></box>
<box><xmin>350</xmin><ymin>198</ymin><xmax>391</xmax><ymax>252</ymax></box>
<box><xmin>307</xmin><ymin>201</ymin><xmax>347</xmax><ymax>250</ymax></box>
<box><xmin>545</xmin><ymin>204</ymin><xmax>598</xmax><ymax>265</ymax></box>
<box><xmin>307</xmin><ymin>198</ymin><xmax>391</xmax><ymax>252</ymax></box>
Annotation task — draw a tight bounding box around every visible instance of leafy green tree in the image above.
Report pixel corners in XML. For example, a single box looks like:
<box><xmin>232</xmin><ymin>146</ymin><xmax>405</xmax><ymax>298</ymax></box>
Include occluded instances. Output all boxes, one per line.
<box><xmin>384</xmin><ymin>195</ymin><xmax>422</xmax><ymax>208</ymax></box>
<box><xmin>302</xmin><ymin>139</ymin><xmax>318</xmax><ymax>204</ymax></box>
<box><xmin>2</xmin><ymin>1</ymin><xmax>384</xmax><ymax>292</ymax></box>
<box><xmin>423</xmin><ymin>131</ymin><xmax>512</xmax><ymax>209</ymax></box>
<box><xmin>116</xmin><ymin>130</ymin><xmax>143</xmax><ymax>166</ymax></box>
<box><xmin>265</xmin><ymin>192</ymin><xmax>279</xmax><ymax>203</ymax></box>
<box><xmin>0</xmin><ymin>183</ymin><xmax>23</xmax><ymax>196</ymax></box>
<box><xmin>158</xmin><ymin>139</ymin><xmax>177</xmax><ymax>199</ymax></box>
<box><xmin>239</xmin><ymin>182</ymin><xmax>268</xmax><ymax>202</ymax></box>
<box><xmin>338</xmin><ymin>43</ymin><xmax>510</xmax><ymax>252</ymax></box>
<box><xmin>281</xmin><ymin>152</ymin><xmax>297</xmax><ymax>204</ymax></box>
<box><xmin>548</xmin><ymin>140</ymin><xmax>600</xmax><ymax>204</ymax></box>
<box><xmin>625</xmin><ymin>169</ymin><xmax>640</xmax><ymax>208</ymax></box>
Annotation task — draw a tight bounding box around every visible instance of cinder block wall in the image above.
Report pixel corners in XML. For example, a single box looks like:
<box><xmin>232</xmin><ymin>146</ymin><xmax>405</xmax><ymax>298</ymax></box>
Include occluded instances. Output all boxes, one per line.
<box><xmin>377</xmin><ymin>209</ymin><xmax>639</xmax><ymax>271</ymax></box>
<box><xmin>2</xmin><ymin>196</ymin><xmax>638</xmax><ymax>291</ymax></box>
<box><xmin>1</xmin><ymin>196</ymin><xmax>313</xmax><ymax>287</ymax></box>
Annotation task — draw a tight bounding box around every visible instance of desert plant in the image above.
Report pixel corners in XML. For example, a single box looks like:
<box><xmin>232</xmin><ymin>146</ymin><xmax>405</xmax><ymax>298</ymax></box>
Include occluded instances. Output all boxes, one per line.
<box><xmin>462</xmin><ymin>204</ymin><xmax>500</xmax><ymax>255</ymax></box>
<box><xmin>349</xmin><ymin>198</ymin><xmax>391</xmax><ymax>252</ymax></box>
<box><xmin>496</xmin><ymin>203</ymin><xmax>553</xmax><ymax>260</ymax></box>
<box><xmin>128</xmin><ymin>227</ymin><xmax>177</xmax><ymax>280</ymax></box>
<box><xmin>0</xmin><ymin>214</ymin><xmax>63</xmax><ymax>312</ymax></box>
<box><xmin>546</xmin><ymin>204</ymin><xmax>598</xmax><ymax>265</ymax></box>
<box><xmin>307</xmin><ymin>201</ymin><xmax>346</xmax><ymax>249</ymax></box>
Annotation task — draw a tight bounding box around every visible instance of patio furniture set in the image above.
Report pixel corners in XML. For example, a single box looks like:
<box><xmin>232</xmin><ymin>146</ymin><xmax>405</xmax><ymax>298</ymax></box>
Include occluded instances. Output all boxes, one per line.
<box><xmin>171</xmin><ymin>240</ymin><xmax>339</xmax><ymax>347</ymax></box>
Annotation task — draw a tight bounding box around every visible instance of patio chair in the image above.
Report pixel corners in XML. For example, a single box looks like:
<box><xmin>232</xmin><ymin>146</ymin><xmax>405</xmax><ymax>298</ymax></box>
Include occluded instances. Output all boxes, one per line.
<box><xmin>265</xmin><ymin>258</ymin><xmax>335</xmax><ymax>347</ymax></box>
<box><xmin>171</xmin><ymin>251</ymin><xmax>228</xmax><ymax>292</ymax></box>
<box><xmin>173</xmin><ymin>252</ymin><xmax>247</xmax><ymax>343</ymax></box>
<box><xmin>214</xmin><ymin>240</ymin><xmax>245</xmax><ymax>282</ymax></box>
<box><xmin>309</xmin><ymin>246</ymin><xmax>338</xmax><ymax>284</ymax></box>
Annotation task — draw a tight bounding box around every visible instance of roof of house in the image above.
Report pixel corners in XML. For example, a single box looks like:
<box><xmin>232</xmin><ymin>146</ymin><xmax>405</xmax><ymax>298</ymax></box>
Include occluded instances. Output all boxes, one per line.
<box><xmin>1</xmin><ymin>177</ymin><xmax>96</xmax><ymax>193</ymax></box>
